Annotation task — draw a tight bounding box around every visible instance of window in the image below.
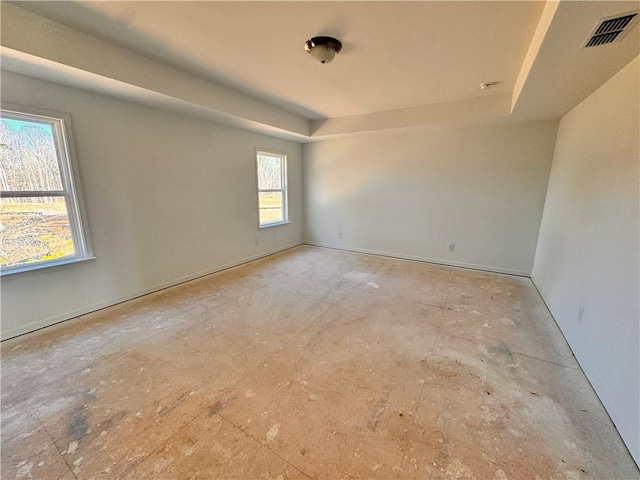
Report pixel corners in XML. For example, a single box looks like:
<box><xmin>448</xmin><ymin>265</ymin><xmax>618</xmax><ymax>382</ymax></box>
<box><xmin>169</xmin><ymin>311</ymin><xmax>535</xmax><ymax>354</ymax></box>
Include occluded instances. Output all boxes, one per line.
<box><xmin>0</xmin><ymin>106</ymin><xmax>91</xmax><ymax>275</ymax></box>
<box><xmin>256</xmin><ymin>151</ymin><xmax>288</xmax><ymax>227</ymax></box>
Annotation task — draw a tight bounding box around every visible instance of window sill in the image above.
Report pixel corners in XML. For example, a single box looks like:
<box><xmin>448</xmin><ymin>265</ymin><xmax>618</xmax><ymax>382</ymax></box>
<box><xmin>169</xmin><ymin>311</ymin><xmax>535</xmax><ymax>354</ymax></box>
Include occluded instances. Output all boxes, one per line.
<box><xmin>0</xmin><ymin>255</ymin><xmax>96</xmax><ymax>278</ymax></box>
<box><xmin>259</xmin><ymin>221</ymin><xmax>291</xmax><ymax>229</ymax></box>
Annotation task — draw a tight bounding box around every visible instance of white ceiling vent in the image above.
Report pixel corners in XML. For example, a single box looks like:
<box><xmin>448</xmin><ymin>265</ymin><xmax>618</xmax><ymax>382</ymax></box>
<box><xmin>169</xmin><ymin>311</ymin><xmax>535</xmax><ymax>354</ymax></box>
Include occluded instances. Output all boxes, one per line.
<box><xmin>582</xmin><ymin>12</ymin><xmax>638</xmax><ymax>48</ymax></box>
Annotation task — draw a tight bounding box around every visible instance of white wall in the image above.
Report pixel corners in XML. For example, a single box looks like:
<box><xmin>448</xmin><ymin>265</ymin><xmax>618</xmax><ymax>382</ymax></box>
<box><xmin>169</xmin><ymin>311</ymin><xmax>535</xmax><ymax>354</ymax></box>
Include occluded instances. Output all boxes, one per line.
<box><xmin>1</xmin><ymin>72</ymin><xmax>303</xmax><ymax>340</ymax></box>
<box><xmin>303</xmin><ymin>121</ymin><xmax>558</xmax><ymax>275</ymax></box>
<box><xmin>532</xmin><ymin>57</ymin><xmax>640</xmax><ymax>464</ymax></box>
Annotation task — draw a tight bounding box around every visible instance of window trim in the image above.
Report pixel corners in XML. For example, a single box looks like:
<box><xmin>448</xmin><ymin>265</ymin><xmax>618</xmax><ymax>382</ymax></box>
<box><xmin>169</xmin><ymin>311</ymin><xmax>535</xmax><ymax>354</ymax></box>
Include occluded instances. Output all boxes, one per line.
<box><xmin>1</xmin><ymin>104</ymin><xmax>93</xmax><ymax>276</ymax></box>
<box><xmin>255</xmin><ymin>149</ymin><xmax>289</xmax><ymax>229</ymax></box>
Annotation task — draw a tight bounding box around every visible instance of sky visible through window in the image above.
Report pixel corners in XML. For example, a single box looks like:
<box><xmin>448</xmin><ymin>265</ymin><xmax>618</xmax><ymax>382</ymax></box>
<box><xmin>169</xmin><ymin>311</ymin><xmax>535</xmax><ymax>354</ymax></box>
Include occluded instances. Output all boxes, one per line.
<box><xmin>2</xmin><ymin>118</ymin><xmax>53</xmax><ymax>136</ymax></box>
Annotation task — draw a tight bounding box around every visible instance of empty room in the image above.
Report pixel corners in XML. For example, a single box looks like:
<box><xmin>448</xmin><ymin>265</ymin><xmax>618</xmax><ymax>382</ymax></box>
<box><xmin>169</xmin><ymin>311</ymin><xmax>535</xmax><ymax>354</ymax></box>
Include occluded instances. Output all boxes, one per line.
<box><xmin>1</xmin><ymin>1</ymin><xmax>638</xmax><ymax>479</ymax></box>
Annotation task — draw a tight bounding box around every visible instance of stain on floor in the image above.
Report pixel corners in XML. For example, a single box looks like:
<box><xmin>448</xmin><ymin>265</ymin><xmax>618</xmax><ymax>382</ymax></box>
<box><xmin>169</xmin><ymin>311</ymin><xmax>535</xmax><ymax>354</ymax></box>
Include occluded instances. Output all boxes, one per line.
<box><xmin>1</xmin><ymin>246</ymin><xmax>638</xmax><ymax>479</ymax></box>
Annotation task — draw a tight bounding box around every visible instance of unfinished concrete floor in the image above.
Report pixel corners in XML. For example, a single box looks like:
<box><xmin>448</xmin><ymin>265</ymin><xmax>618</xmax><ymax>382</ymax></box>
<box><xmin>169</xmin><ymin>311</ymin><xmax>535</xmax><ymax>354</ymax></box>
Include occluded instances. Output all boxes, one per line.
<box><xmin>2</xmin><ymin>246</ymin><xmax>638</xmax><ymax>480</ymax></box>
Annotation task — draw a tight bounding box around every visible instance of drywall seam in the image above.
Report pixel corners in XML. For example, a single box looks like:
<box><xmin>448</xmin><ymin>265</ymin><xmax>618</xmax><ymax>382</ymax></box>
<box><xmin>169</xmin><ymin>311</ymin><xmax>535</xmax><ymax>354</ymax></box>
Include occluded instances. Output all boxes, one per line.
<box><xmin>304</xmin><ymin>242</ymin><xmax>530</xmax><ymax>277</ymax></box>
<box><xmin>1</xmin><ymin>241</ymin><xmax>302</xmax><ymax>341</ymax></box>
<box><xmin>530</xmin><ymin>275</ymin><xmax>639</xmax><ymax>464</ymax></box>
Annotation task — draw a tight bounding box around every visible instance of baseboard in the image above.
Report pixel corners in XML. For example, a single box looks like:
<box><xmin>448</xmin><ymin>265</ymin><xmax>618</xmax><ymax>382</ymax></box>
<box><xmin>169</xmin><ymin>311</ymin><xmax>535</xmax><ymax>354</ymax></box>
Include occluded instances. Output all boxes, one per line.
<box><xmin>1</xmin><ymin>242</ymin><xmax>302</xmax><ymax>341</ymax></box>
<box><xmin>530</xmin><ymin>276</ymin><xmax>640</xmax><ymax>467</ymax></box>
<box><xmin>304</xmin><ymin>241</ymin><xmax>531</xmax><ymax>277</ymax></box>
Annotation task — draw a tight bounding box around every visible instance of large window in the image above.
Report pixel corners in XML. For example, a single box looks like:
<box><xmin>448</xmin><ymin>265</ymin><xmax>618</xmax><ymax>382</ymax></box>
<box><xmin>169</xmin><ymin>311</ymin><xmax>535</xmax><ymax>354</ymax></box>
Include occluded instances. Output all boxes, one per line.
<box><xmin>0</xmin><ymin>106</ymin><xmax>91</xmax><ymax>275</ymax></box>
<box><xmin>256</xmin><ymin>151</ymin><xmax>288</xmax><ymax>227</ymax></box>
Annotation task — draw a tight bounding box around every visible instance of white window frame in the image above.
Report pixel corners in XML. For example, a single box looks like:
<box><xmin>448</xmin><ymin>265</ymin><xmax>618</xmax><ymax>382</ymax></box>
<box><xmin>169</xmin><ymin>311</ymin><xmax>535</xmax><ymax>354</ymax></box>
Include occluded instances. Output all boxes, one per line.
<box><xmin>1</xmin><ymin>104</ymin><xmax>93</xmax><ymax>276</ymax></box>
<box><xmin>256</xmin><ymin>150</ymin><xmax>289</xmax><ymax>228</ymax></box>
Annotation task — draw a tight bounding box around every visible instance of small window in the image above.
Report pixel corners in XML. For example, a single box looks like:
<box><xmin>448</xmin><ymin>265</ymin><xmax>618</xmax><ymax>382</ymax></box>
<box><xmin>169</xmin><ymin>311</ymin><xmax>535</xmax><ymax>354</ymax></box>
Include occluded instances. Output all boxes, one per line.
<box><xmin>256</xmin><ymin>151</ymin><xmax>288</xmax><ymax>227</ymax></box>
<box><xmin>0</xmin><ymin>106</ymin><xmax>91</xmax><ymax>275</ymax></box>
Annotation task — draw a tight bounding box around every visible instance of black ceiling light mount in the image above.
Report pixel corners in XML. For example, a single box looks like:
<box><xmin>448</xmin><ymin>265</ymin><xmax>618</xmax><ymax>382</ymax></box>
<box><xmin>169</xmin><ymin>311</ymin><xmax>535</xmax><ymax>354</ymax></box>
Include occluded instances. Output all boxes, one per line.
<box><xmin>304</xmin><ymin>36</ymin><xmax>342</xmax><ymax>64</ymax></box>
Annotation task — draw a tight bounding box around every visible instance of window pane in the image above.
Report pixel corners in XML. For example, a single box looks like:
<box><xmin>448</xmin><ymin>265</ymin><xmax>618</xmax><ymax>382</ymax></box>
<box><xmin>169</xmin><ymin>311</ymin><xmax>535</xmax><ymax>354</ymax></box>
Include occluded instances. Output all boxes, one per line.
<box><xmin>259</xmin><ymin>191</ymin><xmax>283</xmax><ymax>225</ymax></box>
<box><xmin>0</xmin><ymin>117</ymin><xmax>63</xmax><ymax>191</ymax></box>
<box><xmin>0</xmin><ymin>197</ymin><xmax>76</xmax><ymax>267</ymax></box>
<box><xmin>257</xmin><ymin>155</ymin><xmax>282</xmax><ymax>190</ymax></box>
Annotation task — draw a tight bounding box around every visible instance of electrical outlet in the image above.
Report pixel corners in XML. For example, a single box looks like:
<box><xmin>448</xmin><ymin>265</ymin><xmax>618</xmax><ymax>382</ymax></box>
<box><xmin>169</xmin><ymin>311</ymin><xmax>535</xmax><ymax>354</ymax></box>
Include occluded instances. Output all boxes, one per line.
<box><xmin>448</xmin><ymin>244</ymin><xmax>455</xmax><ymax>252</ymax></box>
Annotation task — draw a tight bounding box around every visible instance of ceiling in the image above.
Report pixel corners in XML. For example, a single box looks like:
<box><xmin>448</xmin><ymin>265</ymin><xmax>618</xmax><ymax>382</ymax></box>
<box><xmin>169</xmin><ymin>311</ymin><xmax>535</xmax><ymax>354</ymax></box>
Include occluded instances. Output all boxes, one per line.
<box><xmin>13</xmin><ymin>1</ymin><xmax>545</xmax><ymax>120</ymax></box>
<box><xmin>2</xmin><ymin>1</ymin><xmax>639</xmax><ymax>140</ymax></box>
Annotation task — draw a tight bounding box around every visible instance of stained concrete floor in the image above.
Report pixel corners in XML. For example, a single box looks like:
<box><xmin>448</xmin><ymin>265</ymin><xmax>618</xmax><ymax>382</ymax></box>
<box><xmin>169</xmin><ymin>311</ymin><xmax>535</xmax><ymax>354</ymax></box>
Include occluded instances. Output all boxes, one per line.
<box><xmin>2</xmin><ymin>246</ymin><xmax>638</xmax><ymax>480</ymax></box>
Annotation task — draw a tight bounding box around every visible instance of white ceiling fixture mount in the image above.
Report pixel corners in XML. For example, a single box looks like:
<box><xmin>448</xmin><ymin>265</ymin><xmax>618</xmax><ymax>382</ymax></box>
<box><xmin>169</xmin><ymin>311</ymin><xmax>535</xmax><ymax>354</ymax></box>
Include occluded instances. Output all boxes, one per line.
<box><xmin>304</xmin><ymin>36</ymin><xmax>342</xmax><ymax>64</ymax></box>
<box><xmin>479</xmin><ymin>82</ymin><xmax>499</xmax><ymax>90</ymax></box>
